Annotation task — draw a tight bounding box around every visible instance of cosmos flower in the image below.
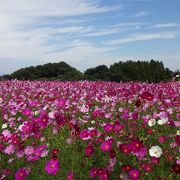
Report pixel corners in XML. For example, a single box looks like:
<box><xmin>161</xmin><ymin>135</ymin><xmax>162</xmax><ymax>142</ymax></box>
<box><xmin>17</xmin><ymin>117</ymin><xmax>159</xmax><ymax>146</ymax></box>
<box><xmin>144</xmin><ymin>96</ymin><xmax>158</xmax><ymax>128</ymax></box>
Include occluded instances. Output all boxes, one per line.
<box><xmin>149</xmin><ymin>146</ymin><xmax>162</xmax><ymax>158</ymax></box>
<box><xmin>140</xmin><ymin>91</ymin><xmax>154</xmax><ymax>101</ymax></box>
<box><xmin>101</xmin><ymin>141</ymin><xmax>112</xmax><ymax>152</ymax></box>
<box><xmin>79</xmin><ymin>130</ymin><xmax>90</xmax><ymax>140</ymax></box>
<box><xmin>104</xmin><ymin>123</ymin><xmax>114</xmax><ymax>133</ymax></box>
<box><xmin>0</xmin><ymin>80</ymin><xmax>179</xmax><ymax>179</ymax></box>
<box><xmin>157</xmin><ymin>118</ymin><xmax>168</xmax><ymax>125</ymax></box>
<box><xmin>2</xmin><ymin>130</ymin><xmax>12</xmax><ymax>138</ymax></box>
<box><xmin>15</xmin><ymin>168</ymin><xmax>27</xmax><ymax>180</ymax></box>
<box><xmin>45</xmin><ymin>159</ymin><xmax>60</xmax><ymax>175</ymax></box>
<box><xmin>67</xmin><ymin>171</ymin><xmax>74</xmax><ymax>180</ymax></box>
<box><xmin>148</xmin><ymin>119</ymin><xmax>156</xmax><ymax>127</ymax></box>
<box><xmin>21</xmin><ymin>122</ymin><xmax>33</xmax><ymax>134</ymax></box>
<box><xmin>129</xmin><ymin>169</ymin><xmax>140</xmax><ymax>180</ymax></box>
<box><xmin>158</xmin><ymin>136</ymin><xmax>167</xmax><ymax>143</ymax></box>
<box><xmin>89</xmin><ymin>167</ymin><xmax>99</xmax><ymax>177</ymax></box>
<box><xmin>122</xmin><ymin>165</ymin><xmax>132</xmax><ymax>172</ymax></box>
<box><xmin>171</xmin><ymin>164</ymin><xmax>180</xmax><ymax>174</ymax></box>
<box><xmin>2</xmin><ymin>123</ymin><xmax>8</xmax><ymax>129</ymax></box>
<box><xmin>24</xmin><ymin>146</ymin><xmax>34</xmax><ymax>156</ymax></box>
<box><xmin>85</xmin><ymin>145</ymin><xmax>94</xmax><ymax>157</ymax></box>
<box><xmin>129</xmin><ymin>139</ymin><xmax>143</xmax><ymax>153</ymax></box>
<box><xmin>140</xmin><ymin>163</ymin><xmax>152</xmax><ymax>172</ymax></box>
<box><xmin>150</xmin><ymin>157</ymin><xmax>160</xmax><ymax>165</ymax></box>
<box><xmin>4</xmin><ymin>145</ymin><xmax>16</xmax><ymax>155</ymax></box>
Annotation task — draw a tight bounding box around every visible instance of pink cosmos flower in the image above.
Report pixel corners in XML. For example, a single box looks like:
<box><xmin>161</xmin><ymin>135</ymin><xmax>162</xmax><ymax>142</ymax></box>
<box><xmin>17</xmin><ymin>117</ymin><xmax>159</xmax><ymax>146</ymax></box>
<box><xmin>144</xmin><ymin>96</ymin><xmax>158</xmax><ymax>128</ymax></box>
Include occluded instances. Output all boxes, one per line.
<box><xmin>37</xmin><ymin>116</ymin><xmax>49</xmax><ymax>128</ymax></box>
<box><xmin>67</xmin><ymin>171</ymin><xmax>74</xmax><ymax>180</ymax></box>
<box><xmin>4</xmin><ymin>144</ymin><xmax>15</xmax><ymax>155</ymax></box>
<box><xmin>158</xmin><ymin>136</ymin><xmax>167</xmax><ymax>143</ymax></box>
<box><xmin>22</xmin><ymin>108</ymin><xmax>32</xmax><ymax>116</ymax></box>
<box><xmin>129</xmin><ymin>169</ymin><xmax>140</xmax><ymax>180</ymax></box>
<box><xmin>79</xmin><ymin>130</ymin><xmax>90</xmax><ymax>140</ymax></box>
<box><xmin>16</xmin><ymin>150</ymin><xmax>24</xmax><ymax>158</ymax></box>
<box><xmin>45</xmin><ymin>159</ymin><xmax>60</xmax><ymax>175</ymax></box>
<box><xmin>134</xmin><ymin>147</ymin><xmax>148</xmax><ymax>159</ymax></box>
<box><xmin>21</xmin><ymin>122</ymin><xmax>33</xmax><ymax>134</ymax></box>
<box><xmin>99</xmin><ymin>169</ymin><xmax>108</xmax><ymax>180</ymax></box>
<box><xmin>114</xmin><ymin>124</ymin><xmax>124</xmax><ymax>133</ymax></box>
<box><xmin>174</xmin><ymin>121</ymin><xmax>180</xmax><ymax>127</ymax></box>
<box><xmin>101</xmin><ymin>141</ymin><xmax>112</xmax><ymax>152</ymax></box>
<box><xmin>89</xmin><ymin>167</ymin><xmax>99</xmax><ymax>177</ymax></box>
<box><xmin>24</xmin><ymin>146</ymin><xmax>34</xmax><ymax>156</ymax></box>
<box><xmin>15</xmin><ymin>168</ymin><xmax>27</xmax><ymax>180</ymax></box>
<box><xmin>2</xmin><ymin>130</ymin><xmax>12</xmax><ymax>138</ymax></box>
<box><xmin>140</xmin><ymin>163</ymin><xmax>152</xmax><ymax>172</ymax></box>
<box><xmin>34</xmin><ymin>145</ymin><xmax>47</xmax><ymax>157</ymax></box>
<box><xmin>176</xmin><ymin>159</ymin><xmax>180</xmax><ymax>165</ymax></box>
<box><xmin>150</xmin><ymin>157</ymin><xmax>160</xmax><ymax>165</ymax></box>
<box><xmin>56</xmin><ymin>98</ymin><xmax>66</xmax><ymax>107</ymax></box>
<box><xmin>89</xmin><ymin>129</ymin><xmax>100</xmax><ymax>137</ymax></box>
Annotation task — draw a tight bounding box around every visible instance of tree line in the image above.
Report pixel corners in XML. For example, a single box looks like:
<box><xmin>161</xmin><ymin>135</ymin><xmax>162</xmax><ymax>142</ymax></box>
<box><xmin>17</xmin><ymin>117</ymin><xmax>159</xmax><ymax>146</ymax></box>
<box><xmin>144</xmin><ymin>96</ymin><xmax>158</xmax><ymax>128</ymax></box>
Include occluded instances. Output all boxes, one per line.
<box><xmin>0</xmin><ymin>60</ymin><xmax>177</xmax><ymax>82</ymax></box>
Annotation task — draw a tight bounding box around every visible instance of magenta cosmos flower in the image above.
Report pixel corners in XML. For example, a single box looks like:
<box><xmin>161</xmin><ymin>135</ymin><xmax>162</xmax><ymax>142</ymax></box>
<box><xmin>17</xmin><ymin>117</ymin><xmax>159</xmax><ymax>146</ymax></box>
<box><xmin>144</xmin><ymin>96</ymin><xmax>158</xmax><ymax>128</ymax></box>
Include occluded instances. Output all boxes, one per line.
<box><xmin>67</xmin><ymin>171</ymin><xmax>74</xmax><ymax>180</ymax></box>
<box><xmin>45</xmin><ymin>159</ymin><xmax>60</xmax><ymax>175</ymax></box>
<box><xmin>85</xmin><ymin>145</ymin><xmax>94</xmax><ymax>157</ymax></box>
<box><xmin>104</xmin><ymin>123</ymin><xmax>114</xmax><ymax>133</ymax></box>
<box><xmin>101</xmin><ymin>141</ymin><xmax>112</xmax><ymax>152</ymax></box>
<box><xmin>129</xmin><ymin>169</ymin><xmax>140</xmax><ymax>180</ymax></box>
<box><xmin>15</xmin><ymin>168</ymin><xmax>27</xmax><ymax>180</ymax></box>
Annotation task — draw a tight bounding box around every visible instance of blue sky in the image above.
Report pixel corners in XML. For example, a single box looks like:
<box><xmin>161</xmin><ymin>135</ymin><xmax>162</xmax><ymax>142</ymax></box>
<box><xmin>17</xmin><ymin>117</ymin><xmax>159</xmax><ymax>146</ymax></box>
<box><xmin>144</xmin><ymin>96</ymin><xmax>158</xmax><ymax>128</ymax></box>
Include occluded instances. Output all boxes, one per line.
<box><xmin>0</xmin><ymin>0</ymin><xmax>180</xmax><ymax>74</ymax></box>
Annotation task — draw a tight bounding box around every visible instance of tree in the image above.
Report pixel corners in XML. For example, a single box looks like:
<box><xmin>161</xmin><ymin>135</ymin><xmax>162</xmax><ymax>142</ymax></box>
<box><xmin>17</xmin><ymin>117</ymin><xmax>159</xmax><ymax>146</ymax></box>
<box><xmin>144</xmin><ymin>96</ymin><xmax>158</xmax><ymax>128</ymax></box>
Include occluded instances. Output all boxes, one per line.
<box><xmin>84</xmin><ymin>65</ymin><xmax>111</xmax><ymax>81</ymax></box>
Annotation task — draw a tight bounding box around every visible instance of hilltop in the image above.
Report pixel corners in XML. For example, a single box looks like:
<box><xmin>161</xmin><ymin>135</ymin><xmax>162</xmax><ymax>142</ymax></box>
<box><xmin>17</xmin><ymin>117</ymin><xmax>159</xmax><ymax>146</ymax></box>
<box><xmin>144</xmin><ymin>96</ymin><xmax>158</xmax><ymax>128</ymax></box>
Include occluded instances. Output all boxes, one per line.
<box><xmin>0</xmin><ymin>60</ymin><xmax>176</xmax><ymax>82</ymax></box>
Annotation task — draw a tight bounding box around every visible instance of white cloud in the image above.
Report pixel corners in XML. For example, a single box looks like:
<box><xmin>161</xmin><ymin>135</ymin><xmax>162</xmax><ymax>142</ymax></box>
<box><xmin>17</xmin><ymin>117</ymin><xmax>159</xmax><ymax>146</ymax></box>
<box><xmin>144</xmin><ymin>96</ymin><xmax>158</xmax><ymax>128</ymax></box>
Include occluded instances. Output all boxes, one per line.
<box><xmin>44</xmin><ymin>41</ymin><xmax>117</xmax><ymax>62</ymax></box>
<box><xmin>0</xmin><ymin>0</ymin><xmax>116</xmax><ymax>18</ymax></box>
<box><xmin>153</xmin><ymin>23</ymin><xmax>180</xmax><ymax>28</ymax></box>
<box><xmin>104</xmin><ymin>31</ymin><xmax>179</xmax><ymax>45</ymax></box>
<box><xmin>84</xmin><ymin>22</ymin><xmax>146</xmax><ymax>37</ymax></box>
<box><xmin>85</xmin><ymin>26</ymin><xmax>140</xmax><ymax>37</ymax></box>
<box><xmin>0</xmin><ymin>0</ymin><xmax>118</xmax><ymax>61</ymax></box>
<box><xmin>133</xmin><ymin>11</ymin><xmax>150</xmax><ymax>18</ymax></box>
<box><xmin>0</xmin><ymin>0</ymin><xmax>179</xmax><ymax>74</ymax></box>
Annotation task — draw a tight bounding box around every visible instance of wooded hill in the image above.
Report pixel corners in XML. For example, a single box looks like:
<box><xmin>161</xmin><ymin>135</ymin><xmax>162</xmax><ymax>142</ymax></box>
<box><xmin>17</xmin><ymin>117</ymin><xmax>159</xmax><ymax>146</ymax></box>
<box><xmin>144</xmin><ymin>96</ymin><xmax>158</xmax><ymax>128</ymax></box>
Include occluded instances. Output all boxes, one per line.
<box><xmin>1</xmin><ymin>60</ymin><xmax>175</xmax><ymax>82</ymax></box>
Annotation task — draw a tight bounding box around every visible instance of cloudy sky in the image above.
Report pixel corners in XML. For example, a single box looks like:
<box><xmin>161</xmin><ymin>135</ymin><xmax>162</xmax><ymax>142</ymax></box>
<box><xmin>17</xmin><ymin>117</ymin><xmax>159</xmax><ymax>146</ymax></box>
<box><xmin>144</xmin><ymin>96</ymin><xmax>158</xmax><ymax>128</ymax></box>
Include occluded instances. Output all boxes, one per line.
<box><xmin>0</xmin><ymin>0</ymin><xmax>180</xmax><ymax>74</ymax></box>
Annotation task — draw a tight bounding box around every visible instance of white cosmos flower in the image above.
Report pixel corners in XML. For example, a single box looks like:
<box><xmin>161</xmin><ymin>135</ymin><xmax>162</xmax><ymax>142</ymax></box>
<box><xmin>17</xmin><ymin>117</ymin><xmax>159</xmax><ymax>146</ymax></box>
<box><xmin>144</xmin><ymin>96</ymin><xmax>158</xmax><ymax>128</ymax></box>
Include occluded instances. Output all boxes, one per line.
<box><xmin>157</xmin><ymin>118</ymin><xmax>168</xmax><ymax>125</ymax></box>
<box><xmin>149</xmin><ymin>146</ymin><xmax>162</xmax><ymax>158</ymax></box>
<box><xmin>148</xmin><ymin>119</ymin><xmax>156</xmax><ymax>127</ymax></box>
<box><xmin>177</xmin><ymin>130</ymin><xmax>180</xmax><ymax>135</ymax></box>
<box><xmin>2</xmin><ymin>123</ymin><xmax>8</xmax><ymax>129</ymax></box>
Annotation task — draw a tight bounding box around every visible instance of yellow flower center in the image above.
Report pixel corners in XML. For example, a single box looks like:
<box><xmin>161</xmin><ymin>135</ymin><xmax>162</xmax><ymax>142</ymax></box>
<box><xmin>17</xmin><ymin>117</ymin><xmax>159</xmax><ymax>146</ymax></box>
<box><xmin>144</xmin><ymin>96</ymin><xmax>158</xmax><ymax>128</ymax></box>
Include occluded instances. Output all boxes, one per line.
<box><xmin>51</xmin><ymin>164</ymin><xmax>55</xmax><ymax>168</ymax></box>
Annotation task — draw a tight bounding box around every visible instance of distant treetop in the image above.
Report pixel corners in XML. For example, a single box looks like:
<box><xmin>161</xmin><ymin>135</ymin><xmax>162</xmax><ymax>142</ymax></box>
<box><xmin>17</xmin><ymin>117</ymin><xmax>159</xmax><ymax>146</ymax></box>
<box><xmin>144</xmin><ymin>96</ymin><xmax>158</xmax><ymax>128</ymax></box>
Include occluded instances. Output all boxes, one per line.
<box><xmin>0</xmin><ymin>60</ymin><xmax>175</xmax><ymax>82</ymax></box>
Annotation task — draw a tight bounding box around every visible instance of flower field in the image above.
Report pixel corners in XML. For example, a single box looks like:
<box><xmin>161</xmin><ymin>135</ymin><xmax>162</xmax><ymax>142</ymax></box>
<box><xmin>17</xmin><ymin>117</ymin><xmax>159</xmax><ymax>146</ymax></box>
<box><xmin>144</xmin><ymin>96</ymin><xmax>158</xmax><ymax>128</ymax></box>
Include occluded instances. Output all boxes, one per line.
<box><xmin>0</xmin><ymin>80</ymin><xmax>179</xmax><ymax>180</ymax></box>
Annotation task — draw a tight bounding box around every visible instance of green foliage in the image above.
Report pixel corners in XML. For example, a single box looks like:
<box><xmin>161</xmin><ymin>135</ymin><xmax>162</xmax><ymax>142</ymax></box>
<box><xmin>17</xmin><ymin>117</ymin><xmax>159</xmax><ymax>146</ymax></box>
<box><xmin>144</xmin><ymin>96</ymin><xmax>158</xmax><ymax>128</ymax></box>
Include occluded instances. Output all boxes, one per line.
<box><xmin>109</xmin><ymin>60</ymin><xmax>173</xmax><ymax>82</ymax></box>
<box><xmin>10</xmin><ymin>62</ymin><xmax>84</xmax><ymax>81</ymax></box>
<box><xmin>1</xmin><ymin>60</ymin><xmax>174</xmax><ymax>82</ymax></box>
<box><xmin>84</xmin><ymin>65</ymin><xmax>112</xmax><ymax>81</ymax></box>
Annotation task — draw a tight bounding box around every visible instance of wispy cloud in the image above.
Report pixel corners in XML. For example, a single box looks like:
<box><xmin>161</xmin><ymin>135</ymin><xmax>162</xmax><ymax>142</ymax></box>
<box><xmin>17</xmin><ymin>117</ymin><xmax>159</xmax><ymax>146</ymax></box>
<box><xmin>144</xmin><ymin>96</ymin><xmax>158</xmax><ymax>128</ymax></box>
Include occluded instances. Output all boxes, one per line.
<box><xmin>153</xmin><ymin>23</ymin><xmax>180</xmax><ymax>28</ymax></box>
<box><xmin>85</xmin><ymin>27</ymin><xmax>137</xmax><ymax>37</ymax></box>
<box><xmin>0</xmin><ymin>0</ymin><xmax>119</xmax><ymax>61</ymax></box>
<box><xmin>0</xmin><ymin>0</ymin><xmax>179</xmax><ymax>73</ymax></box>
<box><xmin>104</xmin><ymin>31</ymin><xmax>179</xmax><ymax>45</ymax></box>
<box><xmin>84</xmin><ymin>22</ymin><xmax>145</xmax><ymax>37</ymax></box>
<box><xmin>133</xmin><ymin>11</ymin><xmax>150</xmax><ymax>18</ymax></box>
